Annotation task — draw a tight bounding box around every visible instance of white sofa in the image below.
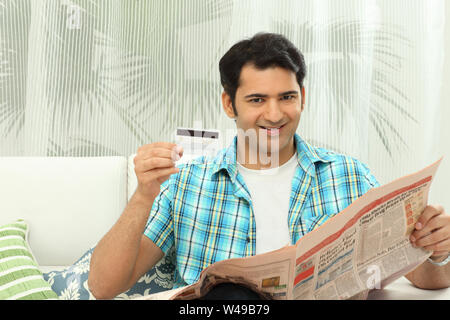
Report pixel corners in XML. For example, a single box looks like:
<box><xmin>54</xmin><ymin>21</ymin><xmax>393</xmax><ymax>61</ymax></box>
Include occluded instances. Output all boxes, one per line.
<box><xmin>0</xmin><ymin>156</ymin><xmax>138</xmax><ymax>270</ymax></box>
<box><xmin>0</xmin><ymin>156</ymin><xmax>449</xmax><ymax>299</ymax></box>
<box><xmin>0</xmin><ymin>155</ymin><xmax>176</xmax><ymax>300</ymax></box>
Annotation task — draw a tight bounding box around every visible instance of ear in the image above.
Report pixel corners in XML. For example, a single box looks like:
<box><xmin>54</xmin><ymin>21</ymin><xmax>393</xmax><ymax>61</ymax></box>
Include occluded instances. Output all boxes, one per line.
<box><xmin>221</xmin><ymin>91</ymin><xmax>236</xmax><ymax>119</ymax></box>
<box><xmin>301</xmin><ymin>87</ymin><xmax>306</xmax><ymax>112</ymax></box>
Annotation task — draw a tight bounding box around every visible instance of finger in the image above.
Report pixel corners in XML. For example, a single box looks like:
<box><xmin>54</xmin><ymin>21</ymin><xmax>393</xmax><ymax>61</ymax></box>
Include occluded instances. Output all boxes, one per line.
<box><xmin>137</xmin><ymin>142</ymin><xmax>178</xmax><ymax>156</ymax></box>
<box><xmin>422</xmin><ymin>238</ymin><xmax>450</xmax><ymax>253</ymax></box>
<box><xmin>156</xmin><ymin>171</ymin><xmax>180</xmax><ymax>184</ymax></box>
<box><xmin>174</xmin><ymin>144</ymin><xmax>184</xmax><ymax>157</ymax></box>
<box><xmin>171</xmin><ymin>145</ymin><xmax>184</xmax><ymax>161</ymax></box>
<box><xmin>415</xmin><ymin>205</ymin><xmax>444</xmax><ymax>231</ymax></box>
<box><xmin>430</xmin><ymin>251</ymin><xmax>449</xmax><ymax>257</ymax></box>
<box><xmin>144</xmin><ymin>146</ymin><xmax>184</xmax><ymax>162</ymax></box>
<box><xmin>146</xmin><ymin>166</ymin><xmax>180</xmax><ymax>180</ymax></box>
<box><xmin>137</xmin><ymin>147</ymin><xmax>179</xmax><ymax>161</ymax></box>
<box><xmin>149</xmin><ymin>142</ymin><xmax>178</xmax><ymax>150</ymax></box>
<box><xmin>139</xmin><ymin>166</ymin><xmax>179</xmax><ymax>184</ymax></box>
<box><xmin>411</xmin><ymin>214</ymin><xmax>449</xmax><ymax>241</ymax></box>
<box><xmin>413</xmin><ymin>228</ymin><xmax>449</xmax><ymax>247</ymax></box>
<box><xmin>135</xmin><ymin>157</ymin><xmax>176</xmax><ymax>173</ymax></box>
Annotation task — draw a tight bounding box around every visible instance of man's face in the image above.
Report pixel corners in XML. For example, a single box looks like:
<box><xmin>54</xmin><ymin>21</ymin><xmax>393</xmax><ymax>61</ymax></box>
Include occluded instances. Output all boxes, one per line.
<box><xmin>222</xmin><ymin>63</ymin><xmax>304</xmax><ymax>166</ymax></box>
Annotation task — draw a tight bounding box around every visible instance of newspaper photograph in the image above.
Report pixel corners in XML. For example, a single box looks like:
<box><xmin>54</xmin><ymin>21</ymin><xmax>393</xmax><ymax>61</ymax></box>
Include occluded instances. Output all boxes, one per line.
<box><xmin>139</xmin><ymin>244</ymin><xmax>297</xmax><ymax>300</ymax></box>
<box><xmin>138</xmin><ymin>158</ymin><xmax>442</xmax><ymax>300</ymax></box>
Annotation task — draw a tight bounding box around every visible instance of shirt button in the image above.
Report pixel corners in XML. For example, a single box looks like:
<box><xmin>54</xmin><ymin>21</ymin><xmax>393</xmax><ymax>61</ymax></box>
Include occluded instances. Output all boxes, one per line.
<box><xmin>246</xmin><ymin>237</ymin><xmax>250</xmax><ymax>243</ymax></box>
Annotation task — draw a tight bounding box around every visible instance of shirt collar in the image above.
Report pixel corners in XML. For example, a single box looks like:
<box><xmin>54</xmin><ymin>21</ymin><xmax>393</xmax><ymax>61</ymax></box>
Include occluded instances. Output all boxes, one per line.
<box><xmin>211</xmin><ymin>133</ymin><xmax>332</xmax><ymax>180</ymax></box>
<box><xmin>294</xmin><ymin>134</ymin><xmax>333</xmax><ymax>176</ymax></box>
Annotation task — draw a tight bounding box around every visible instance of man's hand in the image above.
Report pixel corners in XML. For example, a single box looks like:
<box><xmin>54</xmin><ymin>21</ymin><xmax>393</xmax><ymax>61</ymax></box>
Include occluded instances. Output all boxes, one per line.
<box><xmin>133</xmin><ymin>142</ymin><xmax>183</xmax><ymax>201</ymax></box>
<box><xmin>410</xmin><ymin>205</ymin><xmax>450</xmax><ymax>261</ymax></box>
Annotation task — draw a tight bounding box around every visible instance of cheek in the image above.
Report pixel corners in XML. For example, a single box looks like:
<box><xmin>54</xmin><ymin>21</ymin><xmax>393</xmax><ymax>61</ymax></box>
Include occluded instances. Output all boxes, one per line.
<box><xmin>237</xmin><ymin>111</ymin><xmax>260</xmax><ymax>128</ymax></box>
<box><xmin>285</xmin><ymin>107</ymin><xmax>302</xmax><ymax>124</ymax></box>
<box><xmin>295</xmin><ymin>105</ymin><xmax>304</xmax><ymax>117</ymax></box>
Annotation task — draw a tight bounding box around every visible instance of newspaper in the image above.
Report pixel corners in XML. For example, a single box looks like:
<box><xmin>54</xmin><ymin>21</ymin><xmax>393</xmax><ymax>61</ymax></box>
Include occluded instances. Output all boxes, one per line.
<box><xmin>138</xmin><ymin>158</ymin><xmax>442</xmax><ymax>300</ymax></box>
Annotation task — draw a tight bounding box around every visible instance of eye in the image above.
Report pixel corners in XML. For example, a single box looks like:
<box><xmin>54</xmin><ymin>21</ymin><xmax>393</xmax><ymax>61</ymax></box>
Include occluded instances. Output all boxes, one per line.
<box><xmin>281</xmin><ymin>95</ymin><xmax>295</xmax><ymax>101</ymax></box>
<box><xmin>249</xmin><ymin>98</ymin><xmax>264</xmax><ymax>103</ymax></box>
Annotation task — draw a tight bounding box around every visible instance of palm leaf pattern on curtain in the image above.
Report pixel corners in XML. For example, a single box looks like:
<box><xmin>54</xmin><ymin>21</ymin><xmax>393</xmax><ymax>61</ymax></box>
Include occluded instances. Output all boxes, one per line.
<box><xmin>0</xmin><ymin>0</ymin><xmax>415</xmax><ymax>158</ymax></box>
<box><xmin>274</xmin><ymin>19</ymin><xmax>415</xmax><ymax>157</ymax></box>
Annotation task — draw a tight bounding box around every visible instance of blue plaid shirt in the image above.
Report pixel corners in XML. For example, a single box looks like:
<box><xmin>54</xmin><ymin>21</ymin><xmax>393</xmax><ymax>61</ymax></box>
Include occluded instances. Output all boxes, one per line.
<box><xmin>144</xmin><ymin>134</ymin><xmax>380</xmax><ymax>288</ymax></box>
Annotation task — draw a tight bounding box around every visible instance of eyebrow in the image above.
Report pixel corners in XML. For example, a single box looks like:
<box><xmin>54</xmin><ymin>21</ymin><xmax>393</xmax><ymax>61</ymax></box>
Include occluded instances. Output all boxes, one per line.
<box><xmin>244</xmin><ymin>91</ymin><xmax>299</xmax><ymax>99</ymax></box>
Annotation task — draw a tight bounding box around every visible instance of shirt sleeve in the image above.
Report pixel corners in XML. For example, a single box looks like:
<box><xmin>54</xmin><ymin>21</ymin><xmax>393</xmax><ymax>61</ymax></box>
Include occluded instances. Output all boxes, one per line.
<box><xmin>143</xmin><ymin>180</ymin><xmax>175</xmax><ymax>255</ymax></box>
<box><xmin>358</xmin><ymin>161</ymin><xmax>381</xmax><ymax>190</ymax></box>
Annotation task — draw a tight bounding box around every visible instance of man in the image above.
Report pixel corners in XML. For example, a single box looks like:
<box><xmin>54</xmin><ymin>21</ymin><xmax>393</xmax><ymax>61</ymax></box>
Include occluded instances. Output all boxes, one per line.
<box><xmin>88</xmin><ymin>33</ymin><xmax>450</xmax><ymax>299</ymax></box>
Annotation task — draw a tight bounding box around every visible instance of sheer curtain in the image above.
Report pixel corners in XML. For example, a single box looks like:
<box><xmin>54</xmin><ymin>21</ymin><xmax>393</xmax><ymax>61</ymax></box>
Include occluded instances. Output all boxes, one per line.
<box><xmin>0</xmin><ymin>0</ymin><xmax>447</xmax><ymax>203</ymax></box>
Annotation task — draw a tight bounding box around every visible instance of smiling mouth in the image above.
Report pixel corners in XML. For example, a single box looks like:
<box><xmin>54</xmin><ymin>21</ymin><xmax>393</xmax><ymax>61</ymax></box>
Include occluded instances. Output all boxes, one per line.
<box><xmin>258</xmin><ymin>124</ymin><xmax>286</xmax><ymax>136</ymax></box>
<box><xmin>259</xmin><ymin>124</ymin><xmax>286</xmax><ymax>130</ymax></box>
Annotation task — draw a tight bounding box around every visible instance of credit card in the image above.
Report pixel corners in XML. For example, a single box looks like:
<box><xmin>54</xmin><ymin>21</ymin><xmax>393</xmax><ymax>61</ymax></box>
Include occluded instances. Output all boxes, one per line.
<box><xmin>175</xmin><ymin>127</ymin><xmax>220</xmax><ymax>164</ymax></box>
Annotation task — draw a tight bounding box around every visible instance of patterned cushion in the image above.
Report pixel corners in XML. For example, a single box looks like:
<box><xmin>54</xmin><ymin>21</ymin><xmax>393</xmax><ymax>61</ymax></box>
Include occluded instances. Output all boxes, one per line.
<box><xmin>43</xmin><ymin>245</ymin><xmax>176</xmax><ymax>300</ymax></box>
<box><xmin>0</xmin><ymin>219</ymin><xmax>58</xmax><ymax>300</ymax></box>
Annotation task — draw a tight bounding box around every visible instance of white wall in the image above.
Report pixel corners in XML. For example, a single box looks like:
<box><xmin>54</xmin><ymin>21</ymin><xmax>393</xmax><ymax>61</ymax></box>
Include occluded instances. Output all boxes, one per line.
<box><xmin>429</xmin><ymin>3</ymin><xmax>450</xmax><ymax>209</ymax></box>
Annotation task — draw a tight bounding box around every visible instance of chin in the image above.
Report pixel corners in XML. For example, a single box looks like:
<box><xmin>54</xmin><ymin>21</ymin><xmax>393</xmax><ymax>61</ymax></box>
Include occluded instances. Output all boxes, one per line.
<box><xmin>258</xmin><ymin>138</ymin><xmax>283</xmax><ymax>155</ymax></box>
<box><xmin>262</xmin><ymin>131</ymin><xmax>295</xmax><ymax>154</ymax></box>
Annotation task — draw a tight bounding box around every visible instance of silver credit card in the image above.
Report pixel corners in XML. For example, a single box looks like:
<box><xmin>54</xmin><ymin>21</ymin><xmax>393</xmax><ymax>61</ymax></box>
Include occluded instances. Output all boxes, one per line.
<box><xmin>175</xmin><ymin>127</ymin><xmax>220</xmax><ymax>163</ymax></box>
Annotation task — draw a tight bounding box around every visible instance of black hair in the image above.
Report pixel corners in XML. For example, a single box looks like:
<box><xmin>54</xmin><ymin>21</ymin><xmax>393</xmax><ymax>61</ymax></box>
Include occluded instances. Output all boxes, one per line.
<box><xmin>219</xmin><ymin>32</ymin><xmax>306</xmax><ymax>115</ymax></box>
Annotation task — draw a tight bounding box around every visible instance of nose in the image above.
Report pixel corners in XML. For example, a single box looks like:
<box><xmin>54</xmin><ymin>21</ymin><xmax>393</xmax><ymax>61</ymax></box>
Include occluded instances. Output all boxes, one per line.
<box><xmin>264</xmin><ymin>99</ymin><xmax>284</xmax><ymax>124</ymax></box>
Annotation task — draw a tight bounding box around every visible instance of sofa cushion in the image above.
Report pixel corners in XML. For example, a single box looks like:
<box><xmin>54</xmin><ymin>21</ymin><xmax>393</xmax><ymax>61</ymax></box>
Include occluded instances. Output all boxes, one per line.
<box><xmin>0</xmin><ymin>157</ymin><xmax>128</xmax><ymax>266</ymax></box>
<box><xmin>43</xmin><ymin>245</ymin><xmax>176</xmax><ymax>300</ymax></box>
<box><xmin>0</xmin><ymin>219</ymin><xmax>58</xmax><ymax>300</ymax></box>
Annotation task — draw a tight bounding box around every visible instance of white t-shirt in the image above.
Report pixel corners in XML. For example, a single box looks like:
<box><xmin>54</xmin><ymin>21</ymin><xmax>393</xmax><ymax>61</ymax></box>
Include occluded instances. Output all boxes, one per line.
<box><xmin>237</xmin><ymin>153</ymin><xmax>298</xmax><ymax>254</ymax></box>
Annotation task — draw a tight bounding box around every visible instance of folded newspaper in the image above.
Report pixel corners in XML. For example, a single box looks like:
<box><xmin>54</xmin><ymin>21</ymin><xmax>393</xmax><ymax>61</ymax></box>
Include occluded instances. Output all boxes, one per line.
<box><xmin>138</xmin><ymin>158</ymin><xmax>442</xmax><ymax>300</ymax></box>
